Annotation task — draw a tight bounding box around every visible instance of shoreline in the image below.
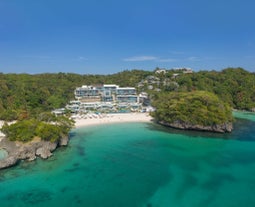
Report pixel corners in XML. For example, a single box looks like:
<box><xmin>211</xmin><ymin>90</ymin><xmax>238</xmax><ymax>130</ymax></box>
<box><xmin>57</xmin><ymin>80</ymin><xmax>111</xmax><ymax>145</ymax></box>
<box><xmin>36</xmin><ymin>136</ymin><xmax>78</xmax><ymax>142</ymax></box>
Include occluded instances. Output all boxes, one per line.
<box><xmin>74</xmin><ymin>112</ymin><xmax>154</xmax><ymax>128</ymax></box>
<box><xmin>0</xmin><ymin>113</ymin><xmax>153</xmax><ymax>169</ymax></box>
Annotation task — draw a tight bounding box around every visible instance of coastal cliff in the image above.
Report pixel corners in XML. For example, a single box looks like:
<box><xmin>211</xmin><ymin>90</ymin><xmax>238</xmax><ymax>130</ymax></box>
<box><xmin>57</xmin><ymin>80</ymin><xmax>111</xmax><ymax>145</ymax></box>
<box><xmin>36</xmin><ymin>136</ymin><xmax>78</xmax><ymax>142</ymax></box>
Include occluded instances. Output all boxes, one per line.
<box><xmin>0</xmin><ymin>135</ymin><xmax>68</xmax><ymax>169</ymax></box>
<box><xmin>0</xmin><ymin>115</ymin><xmax>74</xmax><ymax>169</ymax></box>
<box><xmin>158</xmin><ymin>120</ymin><xmax>233</xmax><ymax>133</ymax></box>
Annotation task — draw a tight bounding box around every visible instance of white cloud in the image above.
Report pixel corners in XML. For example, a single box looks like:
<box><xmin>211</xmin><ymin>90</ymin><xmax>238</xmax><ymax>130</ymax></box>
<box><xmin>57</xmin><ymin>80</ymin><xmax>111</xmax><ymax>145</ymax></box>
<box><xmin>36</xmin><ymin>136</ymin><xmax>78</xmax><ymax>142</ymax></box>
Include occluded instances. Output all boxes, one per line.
<box><xmin>72</xmin><ymin>56</ymin><xmax>88</xmax><ymax>61</ymax></box>
<box><xmin>158</xmin><ymin>58</ymin><xmax>177</xmax><ymax>62</ymax></box>
<box><xmin>122</xmin><ymin>56</ymin><xmax>177</xmax><ymax>62</ymax></box>
<box><xmin>123</xmin><ymin>56</ymin><xmax>158</xmax><ymax>62</ymax></box>
<box><xmin>187</xmin><ymin>56</ymin><xmax>200</xmax><ymax>61</ymax></box>
<box><xmin>78</xmin><ymin>56</ymin><xmax>87</xmax><ymax>60</ymax></box>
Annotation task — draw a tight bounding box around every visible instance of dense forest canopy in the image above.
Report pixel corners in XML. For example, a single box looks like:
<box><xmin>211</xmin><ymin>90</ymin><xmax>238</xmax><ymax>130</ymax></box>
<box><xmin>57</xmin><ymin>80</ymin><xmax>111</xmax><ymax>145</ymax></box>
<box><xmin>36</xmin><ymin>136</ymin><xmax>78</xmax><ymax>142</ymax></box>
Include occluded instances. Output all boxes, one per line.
<box><xmin>174</xmin><ymin>68</ymin><xmax>255</xmax><ymax>110</ymax></box>
<box><xmin>151</xmin><ymin>91</ymin><xmax>233</xmax><ymax>127</ymax></box>
<box><xmin>0</xmin><ymin>67</ymin><xmax>254</xmax><ymax>121</ymax></box>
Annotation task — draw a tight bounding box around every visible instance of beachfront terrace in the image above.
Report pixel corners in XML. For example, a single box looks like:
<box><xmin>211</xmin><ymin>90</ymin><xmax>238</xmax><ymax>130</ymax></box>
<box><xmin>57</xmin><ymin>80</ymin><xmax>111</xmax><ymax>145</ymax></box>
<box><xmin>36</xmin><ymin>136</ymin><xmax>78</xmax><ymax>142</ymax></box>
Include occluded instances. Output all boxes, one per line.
<box><xmin>116</xmin><ymin>95</ymin><xmax>138</xmax><ymax>103</ymax></box>
<box><xmin>116</xmin><ymin>87</ymin><xmax>136</xmax><ymax>95</ymax></box>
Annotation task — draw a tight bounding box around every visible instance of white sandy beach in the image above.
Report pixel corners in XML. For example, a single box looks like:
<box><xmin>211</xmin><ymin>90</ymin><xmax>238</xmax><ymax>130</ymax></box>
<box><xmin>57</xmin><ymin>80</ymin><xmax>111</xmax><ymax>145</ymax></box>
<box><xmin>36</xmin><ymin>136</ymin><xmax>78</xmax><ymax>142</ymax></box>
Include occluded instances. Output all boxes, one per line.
<box><xmin>74</xmin><ymin>113</ymin><xmax>153</xmax><ymax>128</ymax></box>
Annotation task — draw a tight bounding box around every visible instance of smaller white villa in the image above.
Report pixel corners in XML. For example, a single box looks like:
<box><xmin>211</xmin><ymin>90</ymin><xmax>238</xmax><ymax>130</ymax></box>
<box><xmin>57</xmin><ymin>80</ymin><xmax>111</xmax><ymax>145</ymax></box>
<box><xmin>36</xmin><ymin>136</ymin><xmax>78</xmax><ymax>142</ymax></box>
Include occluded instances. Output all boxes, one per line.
<box><xmin>173</xmin><ymin>67</ymin><xmax>193</xmax><ymax>74</ymax></box>
<box><xmin>155</xmin><ymin>69</ymin><xmax>166</xmax><ymax>74</ymax></box>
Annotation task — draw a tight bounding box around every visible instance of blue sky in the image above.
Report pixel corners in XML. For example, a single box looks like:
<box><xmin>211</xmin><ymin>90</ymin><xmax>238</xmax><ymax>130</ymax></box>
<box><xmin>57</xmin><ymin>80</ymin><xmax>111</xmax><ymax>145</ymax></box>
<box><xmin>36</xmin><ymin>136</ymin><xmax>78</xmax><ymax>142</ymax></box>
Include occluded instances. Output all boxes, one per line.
<box><xmin>0</xmin><ymin>0</ymin><xmax>255</xmax><ymax>74</ymax></box>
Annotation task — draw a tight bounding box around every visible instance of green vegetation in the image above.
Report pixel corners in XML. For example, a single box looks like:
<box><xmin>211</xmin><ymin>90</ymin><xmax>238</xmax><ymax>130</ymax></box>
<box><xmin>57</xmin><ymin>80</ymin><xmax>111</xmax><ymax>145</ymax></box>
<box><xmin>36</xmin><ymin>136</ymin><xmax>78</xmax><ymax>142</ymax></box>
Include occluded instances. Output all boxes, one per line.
<box><xmin>1</xmin><ymin>114</ymin><xmax>74</xmax><ymax>142</ymax></box>
<box><xmin>174</xmin><ymin>68</ymin><xmax>255</xmax><ymax>111</ymax></box>
<box><xmin>151</xmin><ymin>91</ymin><xmax>233</xmax><ymax>126</ymax></box>
<box><xmin>141</xmin><ymin>67</ymin><xmax>255</xmax><ymax>111</ymax></box>
<box><xmin>0</xmin><ymin>67</ymin><xmax>254</xmax><ymax>140</ymax></box>
<box><xmin>0</xmin><ymin>70</ymin><xmax>152</xmax><ymax>120</ymax></box>
<box><xmin>0</xmin><ymin>68</ymin><xmax>254</xmax><ymax>121</ymax></box>
<box><xmin>0</xmin><ymin>70</ymin><xmax>150</xmax><ymax>142</ymax></box>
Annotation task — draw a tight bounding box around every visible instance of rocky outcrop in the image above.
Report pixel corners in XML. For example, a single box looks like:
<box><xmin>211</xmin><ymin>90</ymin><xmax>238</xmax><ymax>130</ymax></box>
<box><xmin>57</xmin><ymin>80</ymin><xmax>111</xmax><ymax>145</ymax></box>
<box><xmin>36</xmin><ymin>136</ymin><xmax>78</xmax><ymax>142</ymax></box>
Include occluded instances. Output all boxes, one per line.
<box><xmin>159</xmin><ymin>120</ymin><xmax>233</xmax><ymax>133</ymax></box>
<box><xmin>0</xmin><ymin>156</ymin><xmax>18</xmax><ymax>169</ymax></box>
<box><xmin>0</xmin><ymin>135</ymin><xmax>68</xmax><ymax>169</ymax></box>
<box><xmin>59</xmin><ymin>135</ymin><xmax>69</xmax><ymax>146</ymax></box>
<box><xmin>36</xmin><ymin>147</ymin><xmax>52</xmax><ymax>159</ymax></box>
<box><xmin>35</xmin><ymin>141</ymin><xmax>57</xmax><ymax>159</ymax></box>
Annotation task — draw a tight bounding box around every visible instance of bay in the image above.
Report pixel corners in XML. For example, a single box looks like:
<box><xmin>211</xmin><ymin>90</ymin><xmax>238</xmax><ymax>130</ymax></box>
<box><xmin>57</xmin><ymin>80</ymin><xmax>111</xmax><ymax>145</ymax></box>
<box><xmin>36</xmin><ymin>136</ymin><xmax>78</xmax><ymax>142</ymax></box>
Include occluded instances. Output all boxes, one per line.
<box><xmin>0</xmin><ymin>112</ymin><xmax>255</xmax><ymax>207</ymax></box>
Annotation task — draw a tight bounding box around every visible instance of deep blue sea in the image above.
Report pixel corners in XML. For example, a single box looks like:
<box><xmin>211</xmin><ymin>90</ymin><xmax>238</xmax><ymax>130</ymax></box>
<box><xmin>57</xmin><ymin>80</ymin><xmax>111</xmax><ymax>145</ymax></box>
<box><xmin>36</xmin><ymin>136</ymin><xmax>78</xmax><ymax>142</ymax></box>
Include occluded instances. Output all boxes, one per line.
<box><xmin>0</xmin><ymin>112</ymin><xmax>255</xmax><ymax>207</ymax></box>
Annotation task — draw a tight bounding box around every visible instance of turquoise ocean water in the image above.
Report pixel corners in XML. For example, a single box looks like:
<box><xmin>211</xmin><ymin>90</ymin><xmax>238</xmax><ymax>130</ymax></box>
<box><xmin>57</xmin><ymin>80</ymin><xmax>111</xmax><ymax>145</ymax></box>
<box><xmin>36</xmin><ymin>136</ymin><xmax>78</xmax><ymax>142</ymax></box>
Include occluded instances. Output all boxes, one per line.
<box><xmin>0</xmin><ymin>112</ymin><xmax>255</xmax><ymax>207</ymax></box>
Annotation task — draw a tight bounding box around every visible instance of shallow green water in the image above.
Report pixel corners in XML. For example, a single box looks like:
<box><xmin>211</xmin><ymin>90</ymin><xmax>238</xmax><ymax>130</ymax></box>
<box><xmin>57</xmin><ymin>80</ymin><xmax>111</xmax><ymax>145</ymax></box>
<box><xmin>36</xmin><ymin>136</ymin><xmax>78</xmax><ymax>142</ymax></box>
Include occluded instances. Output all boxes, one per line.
<box><xmin>0</xmin><ymin>113</ymin><xmax>255</xmax><ymax>207</ymax></box>
<box><xmin>233</xmin><ymin>111</ymin><xmax>255</xmax><ymax>122</ymax></box>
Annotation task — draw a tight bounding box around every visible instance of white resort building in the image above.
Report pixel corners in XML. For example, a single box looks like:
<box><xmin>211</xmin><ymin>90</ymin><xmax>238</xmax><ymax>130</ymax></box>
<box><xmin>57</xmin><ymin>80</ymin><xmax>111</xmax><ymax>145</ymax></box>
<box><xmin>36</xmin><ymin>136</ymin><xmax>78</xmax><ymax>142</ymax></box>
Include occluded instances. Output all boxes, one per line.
<box><xmin>67</xmin><ymin>84</ymin><xmax>143</xmax><ymax>113</ymax></box>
